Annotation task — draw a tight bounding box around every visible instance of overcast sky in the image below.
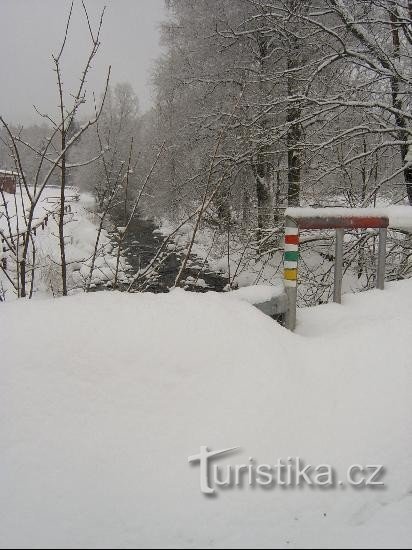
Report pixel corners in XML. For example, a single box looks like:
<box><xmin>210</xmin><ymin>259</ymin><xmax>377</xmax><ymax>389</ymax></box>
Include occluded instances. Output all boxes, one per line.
<box><xmin>0</xmin><ymin>0</ymin><xmax>166</xmax><ymax>125</ymax></box>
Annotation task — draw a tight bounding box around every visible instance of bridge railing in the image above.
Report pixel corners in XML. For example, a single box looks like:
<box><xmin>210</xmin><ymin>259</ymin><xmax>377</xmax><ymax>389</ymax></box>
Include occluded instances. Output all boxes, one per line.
<box><xmin>283</xmin><ymin>208</ymin><xmax>390</xmax><ymax>331</ymax></box>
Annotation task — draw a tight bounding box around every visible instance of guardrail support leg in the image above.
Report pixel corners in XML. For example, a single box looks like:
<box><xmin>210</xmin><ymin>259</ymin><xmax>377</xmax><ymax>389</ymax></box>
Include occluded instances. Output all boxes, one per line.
<box><xmin>333</xmin><ymin>228</ymin><xmax>344</xmax><ymax>304</ymax></box>
<box><xmin>284</xmin><ymin>217</ymin><xmax>299</xmax><ymax>331</ymax></box>
<box><xmin>376</xmin><ymin>227</ymin><xmax>387</xmax><ymax>290</ymax></box>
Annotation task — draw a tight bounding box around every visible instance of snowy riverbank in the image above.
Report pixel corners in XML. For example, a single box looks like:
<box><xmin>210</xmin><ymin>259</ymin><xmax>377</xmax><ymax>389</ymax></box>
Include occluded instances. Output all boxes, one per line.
<box><xmin>0</xmin><ymin>189</ymin><xmax>131</xmax><ymax>299</ymax></box>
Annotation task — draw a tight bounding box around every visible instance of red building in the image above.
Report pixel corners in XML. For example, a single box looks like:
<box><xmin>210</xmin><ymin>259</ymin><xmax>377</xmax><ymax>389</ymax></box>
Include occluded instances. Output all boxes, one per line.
<box><xmin>0</xmin><ymin>170</ymin><xmax>18</xmax><ymax>194</ymax></box>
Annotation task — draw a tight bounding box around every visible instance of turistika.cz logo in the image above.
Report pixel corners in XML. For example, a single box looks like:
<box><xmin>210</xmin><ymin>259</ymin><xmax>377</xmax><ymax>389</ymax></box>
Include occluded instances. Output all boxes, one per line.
<box><xmin>188</xmin><ymin>446</ymin><xmax>385</xmax><ymax>495</ymax></box>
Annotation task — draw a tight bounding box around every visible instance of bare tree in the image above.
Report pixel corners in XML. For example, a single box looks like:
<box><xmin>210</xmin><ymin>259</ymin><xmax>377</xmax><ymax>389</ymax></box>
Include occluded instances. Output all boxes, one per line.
<box><xmin>0</xmin><ymin>1</ymin><xmax>110</xmax><ymax>298</ymax></box>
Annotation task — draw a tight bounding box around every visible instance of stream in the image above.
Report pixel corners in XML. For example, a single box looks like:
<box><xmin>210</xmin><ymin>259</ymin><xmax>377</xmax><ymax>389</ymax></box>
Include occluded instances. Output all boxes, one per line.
<box><xmin>108</xmin><ymin>214</ymin><xmax>229</xmax><ymax>293</ymax></box>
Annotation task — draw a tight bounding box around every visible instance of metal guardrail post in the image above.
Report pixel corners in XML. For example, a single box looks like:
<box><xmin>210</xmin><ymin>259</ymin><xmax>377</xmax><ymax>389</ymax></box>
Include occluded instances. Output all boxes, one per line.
<box><xmin>376</xmin><ymin>227</ymin><xmax>387</xmax><ymax>290</ymax></box>
<box><xmin>333</xmin><ymin>228</ymin><xmax>344</xmax><ymax>303</ymax></box>
<box><xmin>282</xmin><ymin>210</ymin><xmax>389</xmax><ymax>331</ymax></box>
<box><xmin>284</xmin><ymin>216</ymin><xmax>299</xmax><ymax>331</ymax></box>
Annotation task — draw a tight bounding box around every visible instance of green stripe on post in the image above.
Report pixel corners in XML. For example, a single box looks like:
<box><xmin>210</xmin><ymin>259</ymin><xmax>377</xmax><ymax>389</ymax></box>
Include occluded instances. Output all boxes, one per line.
<box><xmin>284</xmin><ymin>250</ymin><xmax>299</xmax><ymax>262</ymax></box>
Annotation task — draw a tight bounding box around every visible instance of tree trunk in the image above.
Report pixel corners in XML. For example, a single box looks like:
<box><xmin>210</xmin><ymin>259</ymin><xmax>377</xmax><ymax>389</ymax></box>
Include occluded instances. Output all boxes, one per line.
<box><xmin>286</xmin><ymin>15</ymin><xmax>303</xmax><ymax>206</ymax></box>
<box><xmin>59</xmin><ymin>136</ymin><xmax>68</xmax><ymax>296</ymax></box>
<box><xmin>253</xmin><ymin>33</ymin><xmax>274</xmax><ymax>242</ymax></box>
<box><xmin>255</xmin><ymin>163</ymin><xmax>274</xmax><ymax>236</ymax></box>
<box><xmin>388</xmin><ymin>4</ymin><xmax>412</xmax><ymax>203</ymax></box>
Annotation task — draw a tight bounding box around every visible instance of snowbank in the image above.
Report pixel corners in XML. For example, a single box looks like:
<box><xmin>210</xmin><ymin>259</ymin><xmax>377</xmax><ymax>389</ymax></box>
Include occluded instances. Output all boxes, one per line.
<box><xmin>228</xmin><ymin>283</ymin><xmax>285</xmax><ymax>304</ymax></box>
<box><xmin>1</xmin><ymin>283</ymin><xmax>412</xmax><ymax>548</ymax></box>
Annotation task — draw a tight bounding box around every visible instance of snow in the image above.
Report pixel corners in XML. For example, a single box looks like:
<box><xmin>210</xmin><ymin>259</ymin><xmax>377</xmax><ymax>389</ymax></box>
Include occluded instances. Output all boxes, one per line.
<box><xmin>0</xmin><ymin>188</ymin><xmax>131</xmax><ymax>297</ymax></box>
<box><xmin>229</xmin><ymin>283</ymin><xmax>285</xmax><ymax>304</ymax></box>
<box><xmin>387</xmin><ymin>205</ymin><xmax>412</xmax><ymax>231</ymax></box>
<box><xmin>286</xmin><ymin>206</ymin><xmax>390</xmax><ymax>219</ymax></box>
<box><xmin>0</xmin><ymin>169</ymin><xmax>19</xmax><ymax>175</ymax></box>
<box><xmin>1</xmin><ymin>282</ymin><xmax>412</xmax><ymax>548</ymax></box>
<box><xmin>156</xmin><ymin>217</ymin><xmax>284</xmax><ymax>289</ymax></box>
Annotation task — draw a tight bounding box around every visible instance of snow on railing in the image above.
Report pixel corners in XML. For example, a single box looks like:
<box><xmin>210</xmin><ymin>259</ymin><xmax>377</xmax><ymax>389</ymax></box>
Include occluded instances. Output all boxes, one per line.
<box><xmin>286</xmin><ymin>206</ymin><xmax>412</xmax><ymax>231</ymax></box>
<box><xmin>283</xmin><ymin>207</ymin><xmax>400</xmax><ymax>331</ymax></box>
<box><xmin>42</xmin><ymin>185</ymin><xmax>80</xmax><ymax>203</ymax></box>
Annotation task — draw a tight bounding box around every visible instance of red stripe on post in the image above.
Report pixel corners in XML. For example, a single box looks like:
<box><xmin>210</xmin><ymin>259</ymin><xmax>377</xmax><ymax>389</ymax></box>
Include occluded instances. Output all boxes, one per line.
<box><xmin>285</xmin><ymin>234</ymin><xmax>299</xmax><ymax>245</ymax></box>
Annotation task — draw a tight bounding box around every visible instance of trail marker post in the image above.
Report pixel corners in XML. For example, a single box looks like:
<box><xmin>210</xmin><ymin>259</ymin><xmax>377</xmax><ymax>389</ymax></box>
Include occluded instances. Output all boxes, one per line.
<box><xmin>284</xmin><ymin>217</ymin><xmax>299</xmax><ymax>331</ymax></box>
<box><xmin>283</xmin><ymin>209</ymin><xmax>389</xmax><ymax>331</ymax></box>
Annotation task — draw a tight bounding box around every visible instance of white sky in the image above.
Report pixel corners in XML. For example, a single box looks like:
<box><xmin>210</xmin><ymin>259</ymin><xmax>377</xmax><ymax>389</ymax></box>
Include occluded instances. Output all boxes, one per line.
<box><xmin>0</xmin><ymin>0</ymin><xmax>166</xmax><ymax>124</ymax></box>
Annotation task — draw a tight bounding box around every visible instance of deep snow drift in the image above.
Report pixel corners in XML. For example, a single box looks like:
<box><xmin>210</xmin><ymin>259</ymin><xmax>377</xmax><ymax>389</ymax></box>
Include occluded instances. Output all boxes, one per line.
<box><xmin>1</xmin><ymin>283</ymin><xmax>412</xmax><ymax>548</ymax></box>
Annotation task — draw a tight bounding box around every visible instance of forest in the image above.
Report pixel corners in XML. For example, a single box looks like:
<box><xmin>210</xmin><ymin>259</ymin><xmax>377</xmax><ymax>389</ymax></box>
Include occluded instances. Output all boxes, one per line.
<box><xmin>1</xmin><ymin>0</ymin><xmax>412</xmax><ymax>304</ymax></box>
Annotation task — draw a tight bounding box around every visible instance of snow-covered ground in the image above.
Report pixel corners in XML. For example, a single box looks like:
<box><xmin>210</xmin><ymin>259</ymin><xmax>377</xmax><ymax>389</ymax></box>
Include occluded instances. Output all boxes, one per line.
<box><xmin>0</xmin><ymin>188</ymin><xmax>130</xmax><ymax>298</ymax></box>
<box><xmin>1</xmin><ymin>281</ymin><xmax>411</xmax><ymax>548</ymax></box>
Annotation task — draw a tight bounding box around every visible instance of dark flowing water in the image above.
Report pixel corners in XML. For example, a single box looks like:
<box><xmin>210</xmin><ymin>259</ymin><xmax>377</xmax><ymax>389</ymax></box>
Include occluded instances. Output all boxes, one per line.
<box><xmin>109</xmin><ymin>215</ymin><xmax>228</xmax><ymax>293</ymax></box>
